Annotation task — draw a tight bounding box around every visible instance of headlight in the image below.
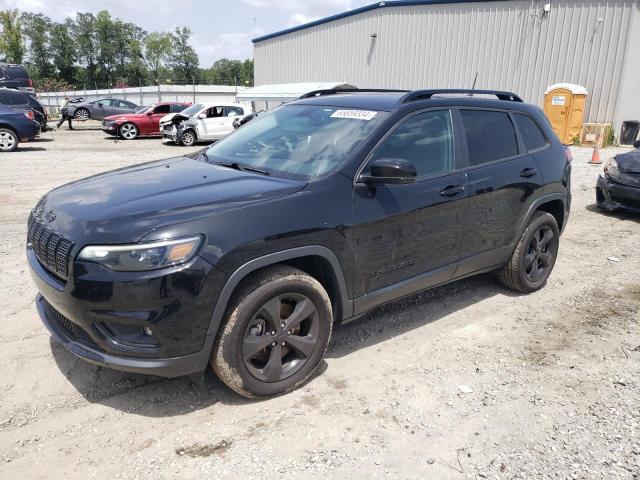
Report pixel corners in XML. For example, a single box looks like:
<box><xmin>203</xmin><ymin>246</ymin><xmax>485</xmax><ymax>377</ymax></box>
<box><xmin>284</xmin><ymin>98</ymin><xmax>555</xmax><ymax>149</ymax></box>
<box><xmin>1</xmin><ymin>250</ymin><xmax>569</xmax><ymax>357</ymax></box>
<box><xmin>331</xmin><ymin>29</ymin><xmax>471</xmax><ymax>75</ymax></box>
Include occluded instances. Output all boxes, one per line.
<box><xmin>604</xmin><ymin>157</ymin><xmax>620</xmax><ymax>176</ymax></box>
<box><xmin>77</xmin><ymin>236</ymin><xmax>202</xmax><ymax>271</ymax></box>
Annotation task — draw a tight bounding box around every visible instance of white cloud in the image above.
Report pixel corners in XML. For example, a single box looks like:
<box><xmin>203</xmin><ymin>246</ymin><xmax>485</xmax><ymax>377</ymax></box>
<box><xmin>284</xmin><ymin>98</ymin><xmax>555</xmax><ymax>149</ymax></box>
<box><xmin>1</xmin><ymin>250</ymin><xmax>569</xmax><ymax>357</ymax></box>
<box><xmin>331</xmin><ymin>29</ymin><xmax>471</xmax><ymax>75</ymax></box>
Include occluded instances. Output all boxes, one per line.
<box><xmin>192</xmin><ymin>28</ymin><xmax>265</xmax><ymax>65</ymax></box>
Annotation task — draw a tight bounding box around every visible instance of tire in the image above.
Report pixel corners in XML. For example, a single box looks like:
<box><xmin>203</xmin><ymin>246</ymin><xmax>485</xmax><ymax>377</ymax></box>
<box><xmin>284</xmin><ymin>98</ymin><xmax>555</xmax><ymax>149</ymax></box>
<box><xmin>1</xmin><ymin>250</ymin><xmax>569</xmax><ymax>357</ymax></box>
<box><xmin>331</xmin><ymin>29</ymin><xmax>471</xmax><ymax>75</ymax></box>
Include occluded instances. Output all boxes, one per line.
<box><xmin>498</xmin><ymin>211</ymin><xmax>560</xmax><ymax>293</ymax></box>
<box><xmin>0</xmin><ymin>128</ymin><xmax>18</xmax><ymax>152</ymax></box>
<box><xmin>211</xmin><ymin>265</ymin><xmax>333</xmax><ymax>399</ymax></box>
<box><xmin>118</xmin><ymin>122</ymin><xmax>139</xmax><ymax>140</ymax></box>
<box><xmin>74</xmin><ymin>108</ymin><xmax>90</xmax><ymax>120</ymax></box>
<box><xmin>179</xmin><ymin>129</ymin><xmax>196</xmax><ymax>146</ymax></box>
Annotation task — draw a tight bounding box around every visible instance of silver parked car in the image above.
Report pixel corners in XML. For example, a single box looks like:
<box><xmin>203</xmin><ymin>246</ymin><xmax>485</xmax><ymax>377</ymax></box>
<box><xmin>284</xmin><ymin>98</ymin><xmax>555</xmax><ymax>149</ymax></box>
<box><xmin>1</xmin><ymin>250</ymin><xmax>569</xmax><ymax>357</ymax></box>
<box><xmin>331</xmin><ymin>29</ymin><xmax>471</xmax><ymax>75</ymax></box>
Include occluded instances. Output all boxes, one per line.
<box><xmin>62</xmin><ymin>98</ymin><xmax>139</xmax><ymax>121</ymax></box>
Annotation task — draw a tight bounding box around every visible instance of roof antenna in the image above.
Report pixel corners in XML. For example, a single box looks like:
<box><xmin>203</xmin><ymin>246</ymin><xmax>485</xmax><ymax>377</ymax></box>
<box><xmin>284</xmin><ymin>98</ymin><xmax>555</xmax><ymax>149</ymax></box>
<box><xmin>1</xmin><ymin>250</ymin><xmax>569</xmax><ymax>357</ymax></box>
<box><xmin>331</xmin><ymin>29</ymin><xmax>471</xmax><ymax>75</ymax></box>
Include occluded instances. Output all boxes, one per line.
<box><xmin>470</xmin><ymin>72</ymin><xmax>478</xmax><ymax>96</ymax></box>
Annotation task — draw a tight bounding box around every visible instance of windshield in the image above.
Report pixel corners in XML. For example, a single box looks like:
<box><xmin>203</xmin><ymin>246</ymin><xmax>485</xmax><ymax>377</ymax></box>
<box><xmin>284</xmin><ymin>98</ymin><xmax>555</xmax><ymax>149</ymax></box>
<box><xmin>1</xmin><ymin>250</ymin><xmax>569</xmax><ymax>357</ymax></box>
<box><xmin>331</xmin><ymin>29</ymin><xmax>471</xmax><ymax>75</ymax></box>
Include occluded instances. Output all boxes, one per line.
<box><xmin>204</xmin><ymin>105</ymin><xmax>388</xmax><ymax>180</ymax></box>
<box><xmin>180</xmin><ymin>103</ymin><xmax>204</xmax><ymax>117</ymax></box>
<box><xmin>135</xmin><ymin>105</ymin><xmax>150</xmax><ymax>114</ymax></box>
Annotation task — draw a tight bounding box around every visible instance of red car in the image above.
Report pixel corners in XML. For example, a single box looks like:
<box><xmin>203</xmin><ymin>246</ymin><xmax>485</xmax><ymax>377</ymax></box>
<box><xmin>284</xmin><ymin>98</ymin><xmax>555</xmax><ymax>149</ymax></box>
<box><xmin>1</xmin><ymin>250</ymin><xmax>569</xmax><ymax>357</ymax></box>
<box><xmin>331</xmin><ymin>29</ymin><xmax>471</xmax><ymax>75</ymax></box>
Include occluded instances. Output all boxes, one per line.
<box><xmin>101</xmin><ymin>102</ymin><xmax>191</xmax><ymax>140</ymax></box>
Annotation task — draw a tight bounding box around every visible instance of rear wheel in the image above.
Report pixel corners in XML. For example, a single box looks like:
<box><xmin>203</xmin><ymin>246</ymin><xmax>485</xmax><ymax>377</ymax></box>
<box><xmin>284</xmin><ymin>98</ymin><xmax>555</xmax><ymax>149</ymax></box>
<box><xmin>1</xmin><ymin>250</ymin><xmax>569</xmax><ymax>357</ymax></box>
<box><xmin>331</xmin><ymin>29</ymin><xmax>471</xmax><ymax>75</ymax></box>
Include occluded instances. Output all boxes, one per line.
<box><xmin>211</xmin><ymin>265</ymin><xmax>333</xmax><ymax>398</ymax></box>
<box><xmin>74</xmin><ymin>108</ymin><xmax>89</xmax><ymax>120</ymax></box>
<box><xmin>498</xmin><ymin>211</ymin><xmax>559</xmax><ymax>293</ymax></box>
<box><xmin>179</xmin><ymin>129</ymin><xmax>196</xmax><ymax>146</ymax></box>
<box><xmin>119</xmin><ymin>122</ymin><xmax>138</xmax><ymax>140</ymax></box>
<box><xmin>0</xmin><ymin>128</ymin><xmax>18</xmax><ymax>152</ymax></box>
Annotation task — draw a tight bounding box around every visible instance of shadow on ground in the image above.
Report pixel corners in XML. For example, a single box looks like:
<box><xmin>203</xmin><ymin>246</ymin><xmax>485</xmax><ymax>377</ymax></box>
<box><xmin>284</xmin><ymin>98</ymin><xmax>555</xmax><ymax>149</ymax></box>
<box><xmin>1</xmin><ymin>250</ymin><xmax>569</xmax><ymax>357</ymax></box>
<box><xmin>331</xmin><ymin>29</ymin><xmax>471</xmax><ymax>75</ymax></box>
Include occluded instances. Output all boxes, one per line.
<box><xmin>50</xmin><ymin>273</ymin><xmax>513</xmax><ymax>416</ymax></box>
<box><xmin>585</xmin><ymin>203</ymin><xmax>640</xmax><ymax>223</ymax></box>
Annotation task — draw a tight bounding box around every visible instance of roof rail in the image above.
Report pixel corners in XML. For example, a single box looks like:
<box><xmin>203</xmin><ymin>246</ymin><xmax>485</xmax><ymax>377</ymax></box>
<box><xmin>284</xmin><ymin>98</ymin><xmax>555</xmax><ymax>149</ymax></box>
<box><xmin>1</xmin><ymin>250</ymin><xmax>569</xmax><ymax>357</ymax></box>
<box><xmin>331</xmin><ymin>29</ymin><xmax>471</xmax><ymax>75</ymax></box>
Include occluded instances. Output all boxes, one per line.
<box><xmin>400</xmin><ymin>89</ymin><xmax>523</xmax><ymax>103</ymax></box>
<box><xmin>299</xmin><ymin>88</ymin><xmax>409</xmax><ymax>99</ymax></box>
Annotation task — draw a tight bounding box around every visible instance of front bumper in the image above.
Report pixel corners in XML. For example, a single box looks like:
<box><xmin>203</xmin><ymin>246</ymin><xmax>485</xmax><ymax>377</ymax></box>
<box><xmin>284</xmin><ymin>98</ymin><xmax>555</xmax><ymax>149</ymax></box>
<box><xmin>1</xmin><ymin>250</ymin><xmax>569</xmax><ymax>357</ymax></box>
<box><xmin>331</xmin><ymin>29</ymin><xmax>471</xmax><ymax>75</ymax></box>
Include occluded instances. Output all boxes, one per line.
<box><xmin>596</xmin><ymin>174</ymin><xmax>640</xmax><ymax>212</ymax></box>
<box><xmin>102</xmin><ymin>123</ymin><xmax>118</xmax><ymax>136</ymax></box>
<box><xmin>37</xmin><ymin>294</ymin><xmax>210</xmax><ymax>377</ymax></box>
<box><xmin>28</xmin><ymin>245</ymin><xmax>221</xmax><ymax>377</ymax></box>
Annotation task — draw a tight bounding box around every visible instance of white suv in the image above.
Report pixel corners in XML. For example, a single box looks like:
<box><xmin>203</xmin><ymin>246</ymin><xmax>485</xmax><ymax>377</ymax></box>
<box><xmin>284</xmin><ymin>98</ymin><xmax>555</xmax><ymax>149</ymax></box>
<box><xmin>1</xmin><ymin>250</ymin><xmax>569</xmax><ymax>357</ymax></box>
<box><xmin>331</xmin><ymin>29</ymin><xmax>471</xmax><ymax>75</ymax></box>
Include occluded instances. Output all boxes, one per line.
<box><xmin>160</xmin><ymin>102</ymin><xmax>250</xmax><ymax>146</ymax></box>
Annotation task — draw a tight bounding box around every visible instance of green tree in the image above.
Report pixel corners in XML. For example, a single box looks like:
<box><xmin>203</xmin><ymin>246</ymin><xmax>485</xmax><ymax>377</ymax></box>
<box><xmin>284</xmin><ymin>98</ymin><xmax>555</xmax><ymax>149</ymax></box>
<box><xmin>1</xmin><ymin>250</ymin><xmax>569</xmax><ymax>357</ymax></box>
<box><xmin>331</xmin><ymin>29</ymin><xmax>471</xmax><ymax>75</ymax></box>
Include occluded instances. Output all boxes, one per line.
<box><xmin>21</xmin><ymin>12</ymin><xmax>53</xmax><ymax>79</ymax></box>
<box><xmin>50</xmin><ymin>19</ymin><xmax>76</xmax><ymax>83</ymax></box>
<box><xmin>0</xmin><ymin>9</ymin><xmax>24</xmax><ymax>63</ymax></box>
<box><xmin>94</xmin><ymin>10</ymin><xmax>117</xmax><ymax>86</ymax></box>
<box><xmin>73</xmin><ymin>12</ymin><xmax>97</xmax><ymax>86</ymax></box>
<box><xmin>143</xmin><ymin>31</ymin><xmax>172</xmax><ymax>84</ymax></box>
<box><xmin>169</xmin><ymin>26</ymin><xmax>199</xmax><ymax>84</ymax></box>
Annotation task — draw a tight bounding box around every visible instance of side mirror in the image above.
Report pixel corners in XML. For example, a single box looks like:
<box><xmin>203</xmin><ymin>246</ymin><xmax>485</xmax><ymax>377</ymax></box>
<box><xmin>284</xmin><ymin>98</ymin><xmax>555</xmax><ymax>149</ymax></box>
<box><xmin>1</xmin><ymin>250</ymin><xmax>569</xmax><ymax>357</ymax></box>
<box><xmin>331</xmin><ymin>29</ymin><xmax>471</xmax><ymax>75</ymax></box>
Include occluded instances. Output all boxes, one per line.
<box><xmin>634</xmin><ymin>140</ymin><xmax>640</xmax><ymax>149</ymax></box>
<box><xmin>97</xmin><ymin>102</ymin><xmax>103</xmax><ymax>107</ymax></box>
<box><xmin>359</xmin><ymin>158</ymin><xmax>417</xmax><ymax>185</ymax></box>
<box><xmin>197</xmin><ymin>113</ymin><xmax>206</xmax><ymax>119</ymax></box>
<box><xmin>146</xmin><ymin>111</ymin><xmax>154</xmax><ymax>116</ymax></box>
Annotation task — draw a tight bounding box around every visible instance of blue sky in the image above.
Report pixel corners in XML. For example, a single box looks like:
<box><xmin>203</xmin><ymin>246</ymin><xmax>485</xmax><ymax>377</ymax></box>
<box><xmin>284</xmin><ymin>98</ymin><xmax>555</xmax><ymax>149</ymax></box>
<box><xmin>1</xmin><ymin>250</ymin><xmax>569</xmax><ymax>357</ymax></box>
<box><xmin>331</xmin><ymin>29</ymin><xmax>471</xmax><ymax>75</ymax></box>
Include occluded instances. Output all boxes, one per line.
<box><xmin>1</xmin><ymin>0</ymin><xmax>372</xmax><ymax>66</ymax></box>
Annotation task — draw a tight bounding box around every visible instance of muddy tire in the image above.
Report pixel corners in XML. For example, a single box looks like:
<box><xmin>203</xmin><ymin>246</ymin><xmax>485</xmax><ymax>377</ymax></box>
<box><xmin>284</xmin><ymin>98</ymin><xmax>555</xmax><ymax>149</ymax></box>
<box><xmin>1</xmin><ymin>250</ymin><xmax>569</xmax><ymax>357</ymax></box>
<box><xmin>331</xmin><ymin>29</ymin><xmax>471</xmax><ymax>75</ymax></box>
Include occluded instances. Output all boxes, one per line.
<box><xmin>211</xmin><ymin>265</ymin><xmax>333</xmax><ymax>399</ymax></box>
<box><xmin>498</xmin><ymin>211</ymin><xmax>560</xmax><ymax>293</ymax></box>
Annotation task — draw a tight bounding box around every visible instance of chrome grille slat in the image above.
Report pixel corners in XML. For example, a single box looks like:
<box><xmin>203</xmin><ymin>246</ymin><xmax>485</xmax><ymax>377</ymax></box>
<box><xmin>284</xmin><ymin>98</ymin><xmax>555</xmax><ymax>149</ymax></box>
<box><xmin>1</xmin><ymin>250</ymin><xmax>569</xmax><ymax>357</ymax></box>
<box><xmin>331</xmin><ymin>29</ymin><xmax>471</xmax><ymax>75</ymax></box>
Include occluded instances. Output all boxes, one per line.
<box><xmin>27</xmin><ymin>213</ymin><xmax>74</xmax><ymax>279</ymax></box>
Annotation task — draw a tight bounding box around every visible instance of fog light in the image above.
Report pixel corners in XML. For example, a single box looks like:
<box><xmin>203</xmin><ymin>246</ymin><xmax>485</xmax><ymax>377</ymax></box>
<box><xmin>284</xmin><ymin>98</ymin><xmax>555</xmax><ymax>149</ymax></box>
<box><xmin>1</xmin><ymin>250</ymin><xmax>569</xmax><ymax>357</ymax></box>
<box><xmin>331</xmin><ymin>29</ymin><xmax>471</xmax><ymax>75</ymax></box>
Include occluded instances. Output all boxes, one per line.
<box><xmin>143</xmin><ymin>326</ymin><xmax>153</xmax><ymax>336</ymax></box>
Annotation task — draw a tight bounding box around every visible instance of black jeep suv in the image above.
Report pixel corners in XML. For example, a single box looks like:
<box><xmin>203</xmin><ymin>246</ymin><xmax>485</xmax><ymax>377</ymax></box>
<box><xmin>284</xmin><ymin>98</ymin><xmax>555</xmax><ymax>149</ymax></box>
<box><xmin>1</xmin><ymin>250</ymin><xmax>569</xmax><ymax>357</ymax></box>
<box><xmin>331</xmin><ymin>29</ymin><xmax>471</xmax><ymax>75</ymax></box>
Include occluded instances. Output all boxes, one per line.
<box><xmin>27</xmin><ymin>89</ymin><xmax>571</xmax><ymax>398</ymax></box>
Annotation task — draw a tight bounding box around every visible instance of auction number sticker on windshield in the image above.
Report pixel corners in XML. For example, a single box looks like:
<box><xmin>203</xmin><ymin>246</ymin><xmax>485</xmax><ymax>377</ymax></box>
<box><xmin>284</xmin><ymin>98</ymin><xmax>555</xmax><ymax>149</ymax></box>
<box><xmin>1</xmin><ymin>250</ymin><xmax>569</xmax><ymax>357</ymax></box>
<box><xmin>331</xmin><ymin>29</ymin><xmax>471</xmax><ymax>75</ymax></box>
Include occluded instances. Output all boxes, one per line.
<box><xmin>330</xmin><ymin>110</ymin><xmax>378</xmax><ymax>121</ymax></box>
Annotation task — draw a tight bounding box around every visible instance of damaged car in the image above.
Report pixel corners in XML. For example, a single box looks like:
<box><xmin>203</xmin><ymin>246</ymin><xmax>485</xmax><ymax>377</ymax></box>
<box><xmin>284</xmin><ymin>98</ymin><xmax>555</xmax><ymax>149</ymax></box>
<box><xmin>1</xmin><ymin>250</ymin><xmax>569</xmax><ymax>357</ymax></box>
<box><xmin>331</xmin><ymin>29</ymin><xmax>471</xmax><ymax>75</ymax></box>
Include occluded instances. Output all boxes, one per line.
<box><xmin>596</xmin><ymin>140</ymin><xmax>640</xmax><ymax>212</ymax></box>
<box><xmin>102</xmin><ymin>102</ymin><xmax>191</xmax><ymax>140</ymax></box>
<box><xmin>160</xmin><ymin>102</ymin><xmax>250</xmax><ymax>146</ymax></box>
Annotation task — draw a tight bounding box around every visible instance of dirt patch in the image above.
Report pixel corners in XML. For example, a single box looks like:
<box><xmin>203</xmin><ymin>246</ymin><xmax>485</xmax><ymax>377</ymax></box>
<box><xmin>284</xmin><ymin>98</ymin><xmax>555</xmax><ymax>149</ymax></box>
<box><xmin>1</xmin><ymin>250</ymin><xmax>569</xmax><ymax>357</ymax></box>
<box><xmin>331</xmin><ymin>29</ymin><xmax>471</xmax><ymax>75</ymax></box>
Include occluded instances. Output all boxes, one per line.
<box><xmin>175</xmin><ymin>439</ymin><xmax>232</xmax><ymax>458</ymax></box>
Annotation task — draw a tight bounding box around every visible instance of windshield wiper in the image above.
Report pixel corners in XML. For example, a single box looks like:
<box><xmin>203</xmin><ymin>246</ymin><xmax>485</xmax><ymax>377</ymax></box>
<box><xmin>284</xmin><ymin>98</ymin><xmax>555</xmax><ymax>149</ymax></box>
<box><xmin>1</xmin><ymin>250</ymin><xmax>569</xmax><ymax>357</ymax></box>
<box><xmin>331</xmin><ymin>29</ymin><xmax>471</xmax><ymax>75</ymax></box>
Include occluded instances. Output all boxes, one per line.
<box><xmin>215</xmin><ymin>161</ymin><xmax>271</xmax><ymax>176</ymax></box>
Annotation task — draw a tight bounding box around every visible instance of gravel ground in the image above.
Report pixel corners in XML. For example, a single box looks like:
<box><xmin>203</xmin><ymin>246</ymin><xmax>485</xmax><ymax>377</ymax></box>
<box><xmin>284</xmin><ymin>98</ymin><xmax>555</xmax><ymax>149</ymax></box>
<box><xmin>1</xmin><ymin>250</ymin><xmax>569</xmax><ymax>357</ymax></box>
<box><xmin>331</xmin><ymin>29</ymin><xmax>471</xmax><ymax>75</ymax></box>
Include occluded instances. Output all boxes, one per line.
<box><xmin>0</xmin><ymin>124</ymin><xmax>638</xmax><ymax>479</ymax></box>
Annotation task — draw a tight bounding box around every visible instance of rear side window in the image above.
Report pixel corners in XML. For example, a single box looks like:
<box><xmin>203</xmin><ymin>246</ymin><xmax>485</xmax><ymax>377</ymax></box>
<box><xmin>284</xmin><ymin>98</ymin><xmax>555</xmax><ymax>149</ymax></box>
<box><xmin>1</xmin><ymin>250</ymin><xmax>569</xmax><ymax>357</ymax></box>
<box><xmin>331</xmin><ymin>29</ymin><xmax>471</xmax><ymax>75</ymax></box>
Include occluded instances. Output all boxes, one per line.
<box><xmin>225</xmin><ymin>106</ymin><xmax>244</xmax><ymax>117</ymax></box>
<box><xmin>369</xmin><ymin>109</ymin><xmax>454</xmax><ymax>178</ymax></box>
<box><xmin>171</xmin><ymin>104</ymin><xmax>189</xmax><ymax>113</ymax></box>
<box><xmin>514</xmin><ymin>113</ymin><xmax>547</xmax><ymax>152</ymax></box>
<box><xmin>460</xmin><ymin>110</ymin><xmax>519</xmax><ymax>165</ymax></box>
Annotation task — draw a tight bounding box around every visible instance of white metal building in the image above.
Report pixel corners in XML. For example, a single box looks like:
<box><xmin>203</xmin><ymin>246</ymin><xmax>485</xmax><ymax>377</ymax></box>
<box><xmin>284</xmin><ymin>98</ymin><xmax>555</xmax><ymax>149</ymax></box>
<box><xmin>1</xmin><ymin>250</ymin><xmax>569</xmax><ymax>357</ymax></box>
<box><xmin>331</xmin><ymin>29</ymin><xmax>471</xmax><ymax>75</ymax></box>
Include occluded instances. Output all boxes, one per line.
<box><xmin>253</xmin><ymin>0</ymin><xmax>640</xmax><ymax>133</ymax></box>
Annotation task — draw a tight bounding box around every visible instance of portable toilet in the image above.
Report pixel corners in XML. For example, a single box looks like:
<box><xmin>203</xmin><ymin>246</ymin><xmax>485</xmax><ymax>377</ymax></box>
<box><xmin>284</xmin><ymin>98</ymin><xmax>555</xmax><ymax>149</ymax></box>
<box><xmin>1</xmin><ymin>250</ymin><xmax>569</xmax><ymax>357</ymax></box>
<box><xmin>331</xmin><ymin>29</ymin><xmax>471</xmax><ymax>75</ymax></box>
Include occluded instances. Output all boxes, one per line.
<box><xmin>543</xmin><ymin>83</ymin><xmax>588</xmax><ymax>144</ymax></box>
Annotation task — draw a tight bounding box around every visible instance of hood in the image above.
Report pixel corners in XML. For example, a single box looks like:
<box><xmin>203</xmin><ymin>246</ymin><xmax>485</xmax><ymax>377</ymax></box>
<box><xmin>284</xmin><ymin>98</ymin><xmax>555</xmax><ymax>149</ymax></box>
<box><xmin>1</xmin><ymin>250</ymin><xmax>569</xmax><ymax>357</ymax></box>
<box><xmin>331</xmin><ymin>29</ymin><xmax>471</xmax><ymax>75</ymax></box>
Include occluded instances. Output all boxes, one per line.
<box><xmin>615</xmin><ymin>148</ymin><xmax>640</xmax><ymax>174</ymax></box>
<box><xmin>34</xmin><ymin>157</ymin><xmax>306</xmax><ymax>245</ymax></box>
<box><xmin>104</xmin><ymin>113</ymin><xmax>146</xmax><ymax>122</ymax></box>
<box><xmin>160</xmin><ymin>112</ymin><xmax>190</xmax><ymax>125</ymax></box>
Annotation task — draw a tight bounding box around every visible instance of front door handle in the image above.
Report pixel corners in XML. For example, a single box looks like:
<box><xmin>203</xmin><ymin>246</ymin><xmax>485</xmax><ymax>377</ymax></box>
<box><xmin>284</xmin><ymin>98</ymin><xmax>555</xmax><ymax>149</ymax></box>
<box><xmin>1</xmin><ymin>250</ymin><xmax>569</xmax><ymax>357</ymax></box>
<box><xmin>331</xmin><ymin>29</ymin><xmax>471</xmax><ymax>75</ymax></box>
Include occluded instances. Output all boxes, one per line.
<box><xmin>440</xmin><ymin>185</ymin><xmax>465</xmax><ymax>197</ymax></box>
<box><xmin>520</xmin><ymin>168</ymin><xmax>539</xmax><ymax>178</ymax></box>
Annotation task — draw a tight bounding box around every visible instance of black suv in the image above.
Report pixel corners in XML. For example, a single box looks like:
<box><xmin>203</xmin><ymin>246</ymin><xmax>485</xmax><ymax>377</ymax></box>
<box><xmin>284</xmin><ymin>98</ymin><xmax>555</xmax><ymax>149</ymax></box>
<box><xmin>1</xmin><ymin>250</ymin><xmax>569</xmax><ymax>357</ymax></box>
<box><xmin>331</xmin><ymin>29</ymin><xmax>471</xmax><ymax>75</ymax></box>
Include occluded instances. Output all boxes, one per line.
<box><xmin>27</xmin><ymin>89</ymin><xmax>571</xmax><ymax>398</ymax></box>
<box><xmin>0</xmin><ymin>64</ymin><xmax>34</xmax><ymax>94</ymax></box>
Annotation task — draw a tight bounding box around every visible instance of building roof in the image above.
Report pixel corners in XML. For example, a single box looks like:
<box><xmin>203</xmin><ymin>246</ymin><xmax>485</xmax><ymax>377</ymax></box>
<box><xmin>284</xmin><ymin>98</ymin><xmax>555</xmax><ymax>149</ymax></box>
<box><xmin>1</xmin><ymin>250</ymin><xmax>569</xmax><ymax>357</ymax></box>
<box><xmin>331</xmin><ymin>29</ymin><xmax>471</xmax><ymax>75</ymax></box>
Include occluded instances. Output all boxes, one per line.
<box><xmin>252</xmin><ymin>0</ymin><xmax>502</xmax><ymax>43</ymax></box>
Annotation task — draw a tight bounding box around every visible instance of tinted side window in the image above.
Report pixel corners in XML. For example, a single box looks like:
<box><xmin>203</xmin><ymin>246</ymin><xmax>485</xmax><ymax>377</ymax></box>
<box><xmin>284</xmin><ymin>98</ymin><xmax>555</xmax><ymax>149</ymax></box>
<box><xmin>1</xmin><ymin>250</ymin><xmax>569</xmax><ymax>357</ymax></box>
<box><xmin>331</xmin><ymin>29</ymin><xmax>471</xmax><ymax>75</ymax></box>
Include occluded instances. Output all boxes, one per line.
<box><xmin>368</xmin><ymin>110</ymin><xmax>454</xmax><ymax>178</ymax></box>
<box><xmin>153</xmin><ymin>104</ymin><xmax>171</xmax><ymax>114</ymax></box>
<box><xmin>514</xmin><ymin>113</ymin><xmax>547</xmax><ymax>152</ymax></box>
<box><xmin>460</xmin><ymin>110</ymin><xmax>519</xmax><ymax>165</ymax></box>
<box><xmin>96</xmin><ymin>99</ymin><xmax>113</xmax><ymax>106</ymax></box>
<box><xmin>171</xmin><ymin>104</ymin><xmax>188</xmax><ymax>113</ymax></box>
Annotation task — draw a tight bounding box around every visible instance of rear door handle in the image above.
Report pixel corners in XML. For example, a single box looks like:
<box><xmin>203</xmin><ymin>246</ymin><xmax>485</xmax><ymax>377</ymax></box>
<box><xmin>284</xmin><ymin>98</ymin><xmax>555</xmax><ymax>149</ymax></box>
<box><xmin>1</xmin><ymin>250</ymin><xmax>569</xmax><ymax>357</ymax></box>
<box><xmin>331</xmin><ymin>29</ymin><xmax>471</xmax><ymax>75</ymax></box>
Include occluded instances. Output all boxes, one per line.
<box><xmin>440</xmin><ymin>185</ymin><xmax>465</xmax><ymax>197</ymax></box>
<box><xmin>520</xmin><ymin>168</ymin><xmax>539</xmax><ymax>178</ymax></box>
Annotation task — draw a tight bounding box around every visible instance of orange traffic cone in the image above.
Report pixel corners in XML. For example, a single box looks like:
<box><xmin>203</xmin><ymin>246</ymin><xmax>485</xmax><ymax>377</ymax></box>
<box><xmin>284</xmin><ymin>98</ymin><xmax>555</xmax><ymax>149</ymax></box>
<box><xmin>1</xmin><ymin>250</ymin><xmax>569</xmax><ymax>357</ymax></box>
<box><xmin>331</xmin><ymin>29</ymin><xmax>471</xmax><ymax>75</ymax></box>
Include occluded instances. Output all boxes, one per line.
<box><xmin>589</xmin><ymin>140</ymin><xmax>602</xmax><ymax>165</ymax></box>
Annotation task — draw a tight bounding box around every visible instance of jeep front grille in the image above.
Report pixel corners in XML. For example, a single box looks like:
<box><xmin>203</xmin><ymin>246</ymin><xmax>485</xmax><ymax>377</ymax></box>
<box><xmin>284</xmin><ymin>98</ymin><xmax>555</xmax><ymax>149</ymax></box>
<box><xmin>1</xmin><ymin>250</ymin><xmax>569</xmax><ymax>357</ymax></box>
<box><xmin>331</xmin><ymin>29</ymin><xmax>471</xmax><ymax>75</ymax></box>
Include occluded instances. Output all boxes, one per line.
<box><xmin>28</xmin><ymin>213</ymin><xmax>74</xmax><ymax>278</ymax></box>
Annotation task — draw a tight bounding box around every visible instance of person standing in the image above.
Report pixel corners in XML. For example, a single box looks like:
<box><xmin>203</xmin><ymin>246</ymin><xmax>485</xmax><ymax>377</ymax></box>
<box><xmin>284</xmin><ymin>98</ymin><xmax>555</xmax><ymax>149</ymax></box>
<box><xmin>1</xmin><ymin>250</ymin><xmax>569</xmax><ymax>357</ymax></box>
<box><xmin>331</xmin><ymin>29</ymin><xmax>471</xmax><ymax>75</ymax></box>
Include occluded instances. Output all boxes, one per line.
<box><xmin>56</xmin><ymin>96</ymin><xmax>73</xmax><ymax>130</ymax></box>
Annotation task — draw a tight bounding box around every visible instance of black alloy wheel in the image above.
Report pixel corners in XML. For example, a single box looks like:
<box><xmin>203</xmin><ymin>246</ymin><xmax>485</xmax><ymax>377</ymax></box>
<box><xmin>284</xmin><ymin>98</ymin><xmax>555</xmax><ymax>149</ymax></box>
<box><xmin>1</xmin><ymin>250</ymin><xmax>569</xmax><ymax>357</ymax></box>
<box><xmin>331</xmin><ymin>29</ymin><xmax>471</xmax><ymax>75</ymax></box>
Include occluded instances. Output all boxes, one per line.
<box><xmin>498</xmin><ymin>211</ymin><xmax>560</xmax><ymax>293</ymax></box>
<box><xmin>211</xmin><ymin>265</ymin><xmax>333</xmax><ymax>398</ymax></box>
<box><xmin>242</xmin><ymin>293</ymin><xmax>320</xmax><ymax>383</ymax></box>
<box><xmin>524</xmin><ymin>225</ymin><xmax>555</xmax><ymax>282</ymax></box>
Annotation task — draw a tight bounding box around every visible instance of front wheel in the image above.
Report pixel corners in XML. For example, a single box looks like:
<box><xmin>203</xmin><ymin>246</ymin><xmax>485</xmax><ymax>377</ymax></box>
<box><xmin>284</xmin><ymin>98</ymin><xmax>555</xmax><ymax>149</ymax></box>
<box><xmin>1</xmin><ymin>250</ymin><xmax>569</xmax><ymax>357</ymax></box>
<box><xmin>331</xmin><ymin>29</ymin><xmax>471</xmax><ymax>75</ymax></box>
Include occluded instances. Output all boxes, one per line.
<box><xmin>498</xmin><ymin>211</ymin><xmax>560</xmax><ymax>293</ymax></box>
<box><xmin>0</xmin><ymin>128</ymin><xmax>18</xmax><ymax>152</ymax></box>
<box><xmin>74</xmin><ymin>108</ymin><xmax>89</xmax><ymax>120</ymax></box>
<box><xmin>211</xmin><ymin>265</ymin><xmax>333</xmax><ymax>398</ymax></box>
<box><xmin>118</xmin><ymin>122</ymin><xmax>138</xmax><ymax>140</ymax></box>
<box><xmin>179</xmin><ymin>129</ymin><xmax>196</xmax><ymax>146</ymax></box>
